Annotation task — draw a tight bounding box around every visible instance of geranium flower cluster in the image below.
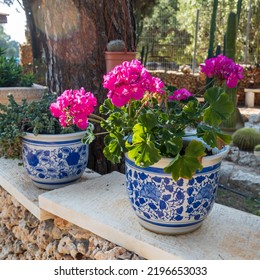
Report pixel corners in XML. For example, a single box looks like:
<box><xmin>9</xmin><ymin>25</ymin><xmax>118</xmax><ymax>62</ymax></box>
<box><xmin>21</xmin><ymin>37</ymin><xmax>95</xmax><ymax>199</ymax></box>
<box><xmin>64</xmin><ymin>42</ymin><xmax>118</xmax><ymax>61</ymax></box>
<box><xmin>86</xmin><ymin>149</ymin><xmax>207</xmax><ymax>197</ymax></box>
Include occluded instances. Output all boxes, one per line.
<box><xmin>50</xmin><ymin>87</ymin><xmax>97</xmax><ymax>130</ymax></box>
<box><xmin>103</xmin><ymin>59</ymin><xmax>165</xmax><ymax>107</ymax></box>
<box><xmin>200</xmin><ymin>54</ymin><xmax>244</xmax><ymax>88</ymax></box>
<box><xmin>169</xmin><ymin>88</ymin><xmax>193</xmax><ymax>101</ymax></box>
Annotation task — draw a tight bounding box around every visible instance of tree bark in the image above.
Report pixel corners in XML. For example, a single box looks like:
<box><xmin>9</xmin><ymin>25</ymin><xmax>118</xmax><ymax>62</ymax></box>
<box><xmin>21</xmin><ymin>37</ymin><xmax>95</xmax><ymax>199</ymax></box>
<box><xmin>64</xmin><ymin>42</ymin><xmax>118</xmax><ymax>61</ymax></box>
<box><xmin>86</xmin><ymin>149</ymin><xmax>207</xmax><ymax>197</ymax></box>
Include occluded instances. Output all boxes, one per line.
<box><xmin>22</xmin><ymin>0</ymin><xmax>43</xmax><ymax>60</ymax></box>
<box><xmin>26</xmin><ymin>0</ymin><xmax>135</xmax><ymax>175</ymax></box>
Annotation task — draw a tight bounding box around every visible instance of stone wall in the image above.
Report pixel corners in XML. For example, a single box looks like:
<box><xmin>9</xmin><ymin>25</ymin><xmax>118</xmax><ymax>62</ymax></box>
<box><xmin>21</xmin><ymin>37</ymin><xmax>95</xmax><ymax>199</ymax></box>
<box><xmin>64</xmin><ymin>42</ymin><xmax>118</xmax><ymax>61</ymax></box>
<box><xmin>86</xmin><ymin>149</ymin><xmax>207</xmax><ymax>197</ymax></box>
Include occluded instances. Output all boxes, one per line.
<box><xmin>0</xmin><ymin>187</ymin><xmax>142</xmax><ymax>260</ymax></box>
<box><xmin>151</xmin><ymin>67</ymin><xmax>260</xmax><ymax>106</ymax></box>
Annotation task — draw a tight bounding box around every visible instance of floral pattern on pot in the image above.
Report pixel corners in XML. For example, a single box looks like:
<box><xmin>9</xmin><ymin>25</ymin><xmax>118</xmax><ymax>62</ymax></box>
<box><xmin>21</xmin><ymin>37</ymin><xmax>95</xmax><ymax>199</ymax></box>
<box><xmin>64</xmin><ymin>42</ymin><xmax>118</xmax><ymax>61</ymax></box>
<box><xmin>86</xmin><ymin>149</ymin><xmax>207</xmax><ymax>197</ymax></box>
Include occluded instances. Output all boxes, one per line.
<box><xmin>125</xmin><ymin>148</ymin><xmax>227</xmax><ymax>235</ymax></box>
<box><xmin>22</xmin><ymin>131</ymin><xmax>89</xmax><ymax>189</ymax></box>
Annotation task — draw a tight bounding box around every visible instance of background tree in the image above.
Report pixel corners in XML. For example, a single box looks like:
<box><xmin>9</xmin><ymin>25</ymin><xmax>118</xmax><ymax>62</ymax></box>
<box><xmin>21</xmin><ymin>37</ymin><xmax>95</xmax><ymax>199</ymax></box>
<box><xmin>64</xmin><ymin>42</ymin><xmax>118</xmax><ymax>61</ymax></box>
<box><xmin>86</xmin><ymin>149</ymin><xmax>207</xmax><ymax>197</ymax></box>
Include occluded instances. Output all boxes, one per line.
<box><xmin>20</xmin><ymin>0</ymin><xmax>135</xmax><ymax>175</ymax></box>
<box><xmin>137</xmin><ymin>0</ymin><xmax>192</xmax><ymax>66</ymax></box>
<box><xmin>132</xmin><ymin>0</ymin><xmax>158</xmax><ymax>46</ymax></box>
<box><xmin>177</xmin><ymin>0</ymin><xmax>259</xmax><ymax>64</ymax></box>
<box><xmin>0</xmin><ymin>25</ymin><xmax>19</xmax><ymax>57</ymax></box>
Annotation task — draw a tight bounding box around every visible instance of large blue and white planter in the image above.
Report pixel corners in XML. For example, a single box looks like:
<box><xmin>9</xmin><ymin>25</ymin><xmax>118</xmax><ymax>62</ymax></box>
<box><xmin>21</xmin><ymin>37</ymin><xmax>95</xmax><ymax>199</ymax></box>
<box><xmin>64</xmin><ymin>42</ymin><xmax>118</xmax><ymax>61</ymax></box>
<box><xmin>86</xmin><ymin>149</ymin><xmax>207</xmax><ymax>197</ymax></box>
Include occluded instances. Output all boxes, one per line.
<box><xmin>22</xmin><ymin>131</ymin><xmax>89</xmax><ymax>190</ymax></box>
<box><xmin>125</xmin><ymin>146</ymin><xmax>229</xmax><ymax>235</ymax></box>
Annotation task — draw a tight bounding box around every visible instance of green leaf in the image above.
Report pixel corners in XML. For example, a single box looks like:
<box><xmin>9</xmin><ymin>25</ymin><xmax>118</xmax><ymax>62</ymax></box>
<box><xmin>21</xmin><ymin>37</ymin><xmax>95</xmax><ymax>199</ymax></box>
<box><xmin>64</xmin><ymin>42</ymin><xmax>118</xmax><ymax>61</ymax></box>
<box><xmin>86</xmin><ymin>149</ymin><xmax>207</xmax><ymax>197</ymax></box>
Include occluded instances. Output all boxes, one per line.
<box><xmin>103</xmin><ymin>134</ymin><xmax>124</xmax><ymax>163</ymax></box>
<box><xmin>81</xmin><ymin>124</ymin><xmax>95</xmax><ymax>144</ymax></box>
<box><xmin>204</xmin><ymin>87</ymin><xmax>234</xmax><ymax>126</ymax></box>
<box><xmin>138</xmin><ymin>112</ymin><xmax>157</xmax><ymax>130</ymax></box>
<box><xmin>161</xmin><ymin>130</ymin><xmax>183</xmax><ymax>155</ymax></box>
<box><xmin>99</xmin><ymin>99</ymin><xmax>115</xmax><ymax>114</ymax></box>
<box><xmin>164</xmin><ymin>140</ymin><xmax>205</xmax><ymax>181</ymax></box>
<box><xmin>166</xmin><ymin>84</ymin><xmax>178</xmax><ymax>93</ymax></box>
<box><xmin>126</xmin><ymin>123</ymin><xmax>161</xmax><ymax>167</ymax></box>
<box><xmin>127</xmin><ymin>140</ymin><xmax>161</xmax><ymax>167</ymax></box>
<box><xmin>197</xmin><ymin>125</ymin><xmax>232</xmax><ymax>148</ymax></box>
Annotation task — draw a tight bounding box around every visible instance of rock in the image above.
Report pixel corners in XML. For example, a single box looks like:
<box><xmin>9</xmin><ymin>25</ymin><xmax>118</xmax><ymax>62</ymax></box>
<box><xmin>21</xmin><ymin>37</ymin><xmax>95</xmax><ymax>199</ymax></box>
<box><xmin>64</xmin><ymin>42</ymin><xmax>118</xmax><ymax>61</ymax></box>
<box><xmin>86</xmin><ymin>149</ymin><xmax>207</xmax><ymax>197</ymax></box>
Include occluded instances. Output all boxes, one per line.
<box><xmin>94</xmin><ymin>246</ymin><xmax>127</xmax><ymax>260</ymax></box>
<box><xmin>219</xmin><ymin>161</ymin><xmax>235</xmax><ymax>185</ymax></box>
<box><xmin>25</xmin><ymin>212</ymin><xmax>39</xmax><ymax>228</ymax></box>
<box><xmin>51</xmin><ymin>226</ymin><xmax>63</xmax><ymax>240</ymax></box>
<box><xmin>230</xmin><ymin>169</ymin><xmax>260</xmax><ymax>197</ymax></box>
<box><xmin>54</xmin><ymin>217</ymin><xmax>73</xmax><ymax>230</ymax></box>
<box><xmin>57</xmin><ymin>236</ymin><xmax>78</xmax><ymax>258</ymax></box>
<box><xmin>0</xmin><ymin>186</ymin><xmax>143</xmax><ymax>260</ymax></box>
<box><xmin>45</xmin><ymin>240</ymin><xmax>59</xmax><ymax>258</ymax></box>
<box><xmin>69</xmin><ymin>227</ymin><xmax>92</xmax><ymax>240</ymax></box>
<box><xmin>13</xmin><ymin>240</ymin><xmax>24</xmax><ymax>254</ymax></box>
<box><xmin>26</xmin><ymin>243</ymin><xmax>39</xmax><ymax>256</ymax></box>
<box><xmin>0</xmin><ymin>245</ymin><xmax>12</xmax><ymax>259</ymax></box>
<box><xmin>249</xmin><ymin>114</ymin><xmax>260</xmax><ymax>124</ymax></box>
<box><xmin>77</xmin><ymin>240</ymin><xmax>89</xmax><ymax>256</ymax></box>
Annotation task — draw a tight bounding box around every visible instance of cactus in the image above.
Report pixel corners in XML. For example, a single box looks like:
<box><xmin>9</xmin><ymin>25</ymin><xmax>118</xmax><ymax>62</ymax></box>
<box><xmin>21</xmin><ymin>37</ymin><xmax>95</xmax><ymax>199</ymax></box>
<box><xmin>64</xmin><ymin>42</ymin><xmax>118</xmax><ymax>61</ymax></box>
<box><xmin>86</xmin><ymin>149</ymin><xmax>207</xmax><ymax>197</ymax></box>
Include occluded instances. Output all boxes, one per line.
<box><xmin>254</xmin><ymin>144</ymin><xmax>260</xmax><ymax>152</ymax></box>
<box><xmin>215</xmin><ymin>45</ymin><xmax>221</xmax><ymax>56</ymax></box>
<box><xmin>236</xmin><ymin>0</ymin><xmax>242</xmax><ymax>26</ymax></box>
<box><xmin>225</xmin><ymin>12</ymin><xmax>237</xmax><ymax>60</ymax></box>
<box><xmin>221</xmin><ymin>11</ymin><xmax>244</xmax><ymax>131</ymax></box>
<box><xmin>140</xmin><ymin>44</ymin><xmax>149</xmax><ymax>66</ymax></box>
<box><xmin>107</xmin><ymin>40</ymin><xmax>126</xmax><ymax>52</ymax></box>
<box><xmin>207</xmin><ymin>0</ymin><xmax>218</xmax><ymax>59</ymax></box>
<box><xmin>206</xmin><ymin>0</ymin><xmax>218</xmax><ymax>89</ymax></box>
<box><xmin>232</xmin><ymin>128</ymin><xmax>260</xmax><ymax>151</ymax></box>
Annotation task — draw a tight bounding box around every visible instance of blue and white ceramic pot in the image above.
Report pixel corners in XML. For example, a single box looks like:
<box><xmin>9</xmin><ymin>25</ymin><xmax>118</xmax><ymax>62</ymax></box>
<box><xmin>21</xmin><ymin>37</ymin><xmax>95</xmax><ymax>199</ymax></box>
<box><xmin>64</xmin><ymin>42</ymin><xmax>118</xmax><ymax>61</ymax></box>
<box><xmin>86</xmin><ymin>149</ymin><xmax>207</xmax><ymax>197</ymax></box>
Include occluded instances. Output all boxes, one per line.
<box><xmin>22</xmin><ymin>131</ymin><xmax>89</xmax><ymax>190</ymax></box>
<box><xmin>125</xmin><ymin>146</ymin><xmax>229</xmax><ymax>235</ymax></box>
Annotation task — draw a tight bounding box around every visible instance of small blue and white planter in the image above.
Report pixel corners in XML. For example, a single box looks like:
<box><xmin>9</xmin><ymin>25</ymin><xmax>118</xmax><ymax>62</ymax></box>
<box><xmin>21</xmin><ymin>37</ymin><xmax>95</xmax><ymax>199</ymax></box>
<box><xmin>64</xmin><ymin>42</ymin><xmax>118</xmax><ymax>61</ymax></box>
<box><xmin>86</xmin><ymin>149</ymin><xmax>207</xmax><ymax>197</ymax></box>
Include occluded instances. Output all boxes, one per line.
<box><xmin>125</xmin><ymin>146</ymin><xmax>229</xmax><ymax>235</ymax></box>
<box><xmin>22</xmin><ymin>131</ymin><xmax>89</xmax><ymax>190</ymax></box>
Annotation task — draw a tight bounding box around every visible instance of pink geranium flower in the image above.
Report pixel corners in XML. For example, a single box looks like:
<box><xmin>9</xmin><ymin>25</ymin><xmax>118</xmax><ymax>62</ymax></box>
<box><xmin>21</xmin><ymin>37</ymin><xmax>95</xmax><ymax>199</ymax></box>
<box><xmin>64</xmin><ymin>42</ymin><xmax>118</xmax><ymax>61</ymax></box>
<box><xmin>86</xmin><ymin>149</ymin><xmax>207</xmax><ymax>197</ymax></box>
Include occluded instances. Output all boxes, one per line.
<box><xmin>103</xmin><ymin>60</ymin><xmax>165</xmax><ymax>107</ymax></box>
<box><xmin>200</xmin><ymin>54</ymin><xmax>244</xmax><ymax>88</ymax></box>
<box><xmin>50</xmin><ymin>87</ymin><xmax>97</xmax><ymax>130</ymax></box>
<box><xmin>169</xmin><ymin>88</ymin><xmax>193</xmax><ymax>101</ymax></box>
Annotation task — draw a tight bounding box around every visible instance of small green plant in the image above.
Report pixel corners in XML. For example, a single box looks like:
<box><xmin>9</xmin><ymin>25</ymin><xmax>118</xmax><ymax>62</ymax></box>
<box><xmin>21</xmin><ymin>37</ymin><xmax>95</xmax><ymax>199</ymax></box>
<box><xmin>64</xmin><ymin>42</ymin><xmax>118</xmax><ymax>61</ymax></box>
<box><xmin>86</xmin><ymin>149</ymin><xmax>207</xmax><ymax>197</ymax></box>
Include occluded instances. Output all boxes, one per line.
<box><xmin>232</xmin><ymin>128</ymin><xmax>260</xmax><ymax>151</ymax></box>
<box><xmin>254</xmin><ymin>144</ymin><xmax>260</xmax><ymax>152</ymax></box>
<box><xmin>0</xmin><ymin>47</ymin><xmax>35</xmax><ymax>87</ymax></box>
<box><xmin>107</xmin><ymin>40</ymin><xmax>125</xmax><ymax>52</ymax></box>
<box><xmin>0</xmin><ymin>94</ymin><xmax>78</xmax><ymax>159</ymax></box>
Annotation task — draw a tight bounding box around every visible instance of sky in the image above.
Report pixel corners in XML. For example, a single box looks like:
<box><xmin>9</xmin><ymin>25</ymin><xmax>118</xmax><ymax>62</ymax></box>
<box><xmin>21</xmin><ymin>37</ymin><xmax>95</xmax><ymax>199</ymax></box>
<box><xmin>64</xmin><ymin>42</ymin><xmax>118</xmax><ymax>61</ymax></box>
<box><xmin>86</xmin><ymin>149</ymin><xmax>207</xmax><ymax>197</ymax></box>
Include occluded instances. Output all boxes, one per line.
<box><xmin>0</xmin><ymin>1</ymin><xmax>26</xmax><ymax>44</ymax></box>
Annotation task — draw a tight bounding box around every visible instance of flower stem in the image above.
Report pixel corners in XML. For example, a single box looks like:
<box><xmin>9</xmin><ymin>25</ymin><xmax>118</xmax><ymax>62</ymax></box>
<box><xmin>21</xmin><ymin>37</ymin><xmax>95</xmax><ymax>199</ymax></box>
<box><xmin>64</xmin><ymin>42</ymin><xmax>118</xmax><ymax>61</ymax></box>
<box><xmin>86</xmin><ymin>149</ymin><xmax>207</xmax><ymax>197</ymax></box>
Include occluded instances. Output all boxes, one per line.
<box><xmin>88</xmin><ymin>117</ymin><xmax>101</xmax><ymax>124</ymax></box>
<box><xmin>94</xmin><ymin>131</ymin><xmax>110</xmax><ymax>136</ymax></box>
<box><xmin>89</xmin><ymin>113</ymin><xmax>105</xmax><ymax>121</ymax></box>
<box><xmin>134</xmin><ymin>101</ymin><xmax>147</xmax><ymax>118</ymax></box>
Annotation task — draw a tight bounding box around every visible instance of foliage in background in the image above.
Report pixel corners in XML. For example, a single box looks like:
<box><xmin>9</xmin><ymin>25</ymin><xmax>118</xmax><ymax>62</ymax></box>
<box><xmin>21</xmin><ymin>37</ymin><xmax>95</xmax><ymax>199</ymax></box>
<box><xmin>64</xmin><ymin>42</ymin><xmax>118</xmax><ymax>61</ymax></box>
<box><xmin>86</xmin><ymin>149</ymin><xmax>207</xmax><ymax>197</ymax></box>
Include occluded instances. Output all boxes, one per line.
<box><xmin>176</xmin><ymin>0</ymin><xmax>259</xmax><ymax>65</ymax></box>
<box><xmin>137</xmin><ymin>0</ymin><xmax>259</xmax><ymax>67</ymax></box>
<box><xmin>0</xmin><ymin>47</ymin><xmax>34</xmax><ymax>86</ymax></box>
<box><xmin>137</xmin><ymin>0</ymin><xmax>191</xmax><ymax>66</ymax></box>
<box><xmin>132</xmin><ymin>0</ymin><xmax>159</xmax><ymax>47</ymax></box>
<box><xmin>0</xmin><ymin>25</ymin><xmax>19</xmax><ymax>58</ymax></box>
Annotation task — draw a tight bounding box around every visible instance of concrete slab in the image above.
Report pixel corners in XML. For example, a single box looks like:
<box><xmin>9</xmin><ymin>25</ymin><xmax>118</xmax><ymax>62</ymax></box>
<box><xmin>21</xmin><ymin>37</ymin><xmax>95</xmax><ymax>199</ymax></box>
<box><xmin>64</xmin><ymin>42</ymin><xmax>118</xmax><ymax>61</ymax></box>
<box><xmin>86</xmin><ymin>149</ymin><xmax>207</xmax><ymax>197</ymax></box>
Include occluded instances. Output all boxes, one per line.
<box><xmin>0</xmin><ymin>158</ymin><xmax>100</xmax><ymax>220</ymax></box>
<box><xmin>39</xmin><ymin>171</ymin><xmax>260</xmax><ymax>260</ymax></box>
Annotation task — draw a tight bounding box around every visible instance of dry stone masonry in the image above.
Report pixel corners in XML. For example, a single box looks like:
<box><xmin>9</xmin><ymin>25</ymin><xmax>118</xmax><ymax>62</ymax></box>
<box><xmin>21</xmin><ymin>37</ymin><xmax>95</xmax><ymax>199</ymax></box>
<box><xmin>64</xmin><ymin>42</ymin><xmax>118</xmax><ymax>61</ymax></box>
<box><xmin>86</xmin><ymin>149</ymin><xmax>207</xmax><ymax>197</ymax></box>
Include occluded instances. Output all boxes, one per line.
<box><xmin>152</xmin><ymin>67</ymin><xmax>260</xmax><ymax>106</ymax></box>
<box><xmin>0</xmin><ymin>186</ymin><xmax>143</xmax><ymax>260</ymax></box>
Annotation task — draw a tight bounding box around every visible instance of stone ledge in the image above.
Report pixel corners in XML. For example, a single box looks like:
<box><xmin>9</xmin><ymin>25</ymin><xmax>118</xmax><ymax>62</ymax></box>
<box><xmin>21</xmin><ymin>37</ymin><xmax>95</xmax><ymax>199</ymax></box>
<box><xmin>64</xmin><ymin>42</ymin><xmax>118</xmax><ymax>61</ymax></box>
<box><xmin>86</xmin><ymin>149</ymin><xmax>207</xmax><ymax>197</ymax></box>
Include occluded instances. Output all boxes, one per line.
<box><xmin>39</xmin><ymin>172</ymin><xmax>260</xmax><ymax>260</ymax></box>
<box><xmin>0</xmin><ymin>158</ymin><xmax>100</xmax><ymax>220</ymax></box>
<box><xmin>0</xmin><ymin>158</ymin><xmax>260</xmax><ymax>259</ymax></box>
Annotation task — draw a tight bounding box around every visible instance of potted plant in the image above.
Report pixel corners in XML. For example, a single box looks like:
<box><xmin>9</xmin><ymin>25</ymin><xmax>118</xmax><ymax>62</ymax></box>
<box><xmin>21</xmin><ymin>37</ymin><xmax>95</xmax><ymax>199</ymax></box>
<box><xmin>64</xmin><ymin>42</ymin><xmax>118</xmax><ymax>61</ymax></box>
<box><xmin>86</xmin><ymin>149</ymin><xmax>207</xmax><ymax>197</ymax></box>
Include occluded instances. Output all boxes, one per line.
<box><xmin>77</xmin><ymin>57</ymin><xmax>242</xmax><ymax>235</ymax></box>
<box><xmin>105</xmin><ymin>39</ymin><xmax>136</xmax><ymax>73</ymax></box>
<box><xmin>0</xmin><ymin>88</ymin><xmax>96</xmax><ymax>190</ymax></box>
<box><xmin>0</xmin><ymin>47</ymin><xmax>46</xmax><ymax>105</ymax></box>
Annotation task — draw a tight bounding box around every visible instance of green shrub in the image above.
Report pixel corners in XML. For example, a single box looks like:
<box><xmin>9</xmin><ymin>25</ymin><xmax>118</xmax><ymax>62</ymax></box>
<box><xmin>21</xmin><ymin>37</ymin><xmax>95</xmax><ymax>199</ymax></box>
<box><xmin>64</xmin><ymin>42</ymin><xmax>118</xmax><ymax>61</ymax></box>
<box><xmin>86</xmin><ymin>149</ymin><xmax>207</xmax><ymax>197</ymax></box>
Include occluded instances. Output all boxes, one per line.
<box><xmin>0</xmin><ymin>94</ymin><xmax>78</xmax><ymax>159</ymax></box>
<box><xmin>232</xmin><ymin>127</ymin><xmax>260</xmax><ymax>151</ymax></box>
<box><xmin>0</xmin><ymin>47</ymin><xmax>35</xmax><ymax>87</ymax></box>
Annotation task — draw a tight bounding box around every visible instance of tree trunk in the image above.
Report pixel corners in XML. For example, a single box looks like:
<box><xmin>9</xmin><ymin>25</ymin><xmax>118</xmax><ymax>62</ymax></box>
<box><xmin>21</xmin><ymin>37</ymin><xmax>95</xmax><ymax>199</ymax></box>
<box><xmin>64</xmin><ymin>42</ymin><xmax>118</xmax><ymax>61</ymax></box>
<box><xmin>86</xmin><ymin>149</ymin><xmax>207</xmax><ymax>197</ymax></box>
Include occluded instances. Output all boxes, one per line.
<box><xmin>27</xmin><ymin>0</ymin><xmax>135</xmax><ymax>175</ymax></box>
<box><xmin>22</xmin><ymin>0</ymin><xmax>43</xmax><ymax>60</ymax></box>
